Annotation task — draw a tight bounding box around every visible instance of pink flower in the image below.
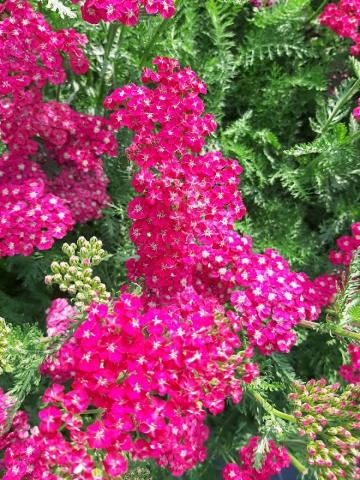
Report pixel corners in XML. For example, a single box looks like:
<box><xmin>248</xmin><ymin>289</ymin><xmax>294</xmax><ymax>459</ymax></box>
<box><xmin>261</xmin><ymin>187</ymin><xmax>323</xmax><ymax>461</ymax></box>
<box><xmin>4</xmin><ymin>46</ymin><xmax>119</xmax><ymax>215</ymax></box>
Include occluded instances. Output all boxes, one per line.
<box><xmin>340</xmin><ymin>344</ymin><xmax>360</xmax><ymax>383</ymax></box>
<box><xmin>45</xmin><ymin>299</ymin><xmax>76</xmax><ymax>337</ymax></box>
<box><xmin>223</xmin><ymin>437</ymin><xmax>290</xmax><ymax>480</ymax></box>
<box><xmin>38</xmin><ymin>406</ymin><xmax>63</xmax><ymax>434</ymax></box>
<box><xmin>73</xmin><ymin>0</ymin><xmax>175</xmax><ymax>25</ymax></box>
<box><xmin>223</xmin><ymin>463</ymin><xmax>244</xmax><ymax>480</ymax></box>
<box><xmin>103</xmin><ymin>452</ymin><xmax>128</xmax><ymax>476</ymax></box>
<box><xmin>319</xmin><ymin>0</ymin><xmax>360</xmax><ymax>56</ymax></box>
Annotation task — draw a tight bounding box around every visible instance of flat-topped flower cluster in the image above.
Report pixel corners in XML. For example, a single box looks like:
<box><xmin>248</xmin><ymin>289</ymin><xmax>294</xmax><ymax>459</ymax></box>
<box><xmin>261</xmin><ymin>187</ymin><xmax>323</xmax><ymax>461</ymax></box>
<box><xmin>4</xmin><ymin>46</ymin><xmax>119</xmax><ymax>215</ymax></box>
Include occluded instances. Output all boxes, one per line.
<box><xmin>0</xmin><ymin>0</ymin><xmax>117</xmax><ymax>257</ymax></box>
<box><xmin>72</xmin><ymin>0</ymin><xmax>175</xmax><ymax>25</ymax></box>
<box><xmin>105</xmin><ymin>57</ymin><xmax>332</xmax><ymax>355</ymax></box>
<box><xmin>222</xmin><ymin>436</ymin><xmax>290</xmax><ymax>480</ymax></box>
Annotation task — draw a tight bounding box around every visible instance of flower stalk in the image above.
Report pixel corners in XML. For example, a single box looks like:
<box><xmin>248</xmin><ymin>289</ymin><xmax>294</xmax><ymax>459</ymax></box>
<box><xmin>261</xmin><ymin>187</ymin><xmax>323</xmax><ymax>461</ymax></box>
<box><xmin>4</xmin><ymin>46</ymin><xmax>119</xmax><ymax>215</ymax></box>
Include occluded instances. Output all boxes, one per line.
<box><xmin>96</xmin><ymin>22</ymin><xmax>122</xmax><ymax>113</ymax></box>
<box><xmin>299</xmin><ymin>319</ymin><xmax>360</xmax><ymax>342</ymax></box>
<box><xmin>247</xmin><ymin>387</ymin><xmax>297</xmax><ymax>423</ymax></box>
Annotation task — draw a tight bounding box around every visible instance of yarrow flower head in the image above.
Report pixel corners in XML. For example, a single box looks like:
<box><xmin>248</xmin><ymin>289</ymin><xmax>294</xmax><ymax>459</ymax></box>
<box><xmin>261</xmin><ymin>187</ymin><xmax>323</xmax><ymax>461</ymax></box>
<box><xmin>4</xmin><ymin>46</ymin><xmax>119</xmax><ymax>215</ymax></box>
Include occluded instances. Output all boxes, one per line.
<box><xmin>319</xmin><ymin>0</ymin><xmax>360</xmax><ymax>56</ymax></box>
<box><xmin>328</xmin><ymin>222</ymin><xmax>360</xmax><ymax>267</ymax></box>
<box><xmin>3</xmin><ymin>291</ymin><xmax>258</xmax><ymax>478</ymax></box>
<box><xmin>340</xmin><ymin>344</ymin><xmax>360</xmax><ymax>384</ymax></box>
<box><xmin>0</xmin><ymin>153</ymin><xmax>75</xmax><ymax>256</ymax></box>
<box><xmin>45</xmin><ymin>299</ymin><xmax>77</xmax><ymax>338</ymax></box>
<box><xmin>105</xmin><ymin>56</ymin><xmax>327</xmax><ymax>355</ymax></box>
<box><xmin>0</xmin><ymin>0</ymin><xmax>88</xmax><ymax>94</ymax></box>
<box><xmin>0</xmin><ymin>391</ymin><xmax>30</xmax><ymax>452</ymax></box>
<box><xmin>72</xmin><ymin>0</ymin><xmax>175</xmax><ymax>25</ymax></box>
<box><xmin>0</xmin><ymin>0</ymin><xmax>118</xmax><ymax>257</ymax></box>
<box><xmin>222</xmin><ymin>436</ymin><xmax>290</xmax><ymax>480</ymax></box>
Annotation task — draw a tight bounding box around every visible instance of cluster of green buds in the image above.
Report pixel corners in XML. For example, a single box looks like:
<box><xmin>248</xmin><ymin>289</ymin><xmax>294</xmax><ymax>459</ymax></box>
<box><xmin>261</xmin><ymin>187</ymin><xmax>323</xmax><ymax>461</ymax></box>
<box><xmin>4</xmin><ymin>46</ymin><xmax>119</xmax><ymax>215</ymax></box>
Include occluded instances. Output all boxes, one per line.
<box><xmin>89</xmin><ymin>465</ymin><xmax>152</xmax><ymax>480</ymax></box>
<box><xmin>123</xmin><ymin>466</ymin><xmax>152</xmax><ymax>480</ymax></box>
<box><xmin>45</xmin><ymin>237</ymin><xmax>111</xmax><ymax>310</ymax></box>
<box><xmin>288</xmin><ymin>379</ymin><xmax>360</xmax><ymax>480</ymax></box>
<box><xmin>0</xmin><ymin>316</ymin><xmax>11</xmax><ymax>374</ymax></box>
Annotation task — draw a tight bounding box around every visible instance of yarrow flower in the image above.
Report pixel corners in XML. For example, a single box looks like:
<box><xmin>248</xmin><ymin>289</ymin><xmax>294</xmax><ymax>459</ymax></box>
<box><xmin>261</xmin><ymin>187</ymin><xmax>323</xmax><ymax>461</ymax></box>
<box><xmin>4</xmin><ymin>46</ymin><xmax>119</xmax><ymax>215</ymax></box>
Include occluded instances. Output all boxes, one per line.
<box><xmin>0</xmin><ymin>0</ymin><xmax>89</xmax><ymax>91</ymax></box>
<box><xmin>0</xmin><ymin>100</ymin><xmax>116</xmax><ymax>255</ymax></box>
<box><xmin>249</xmin><ymin>0</ymin><xmax>273</xmax><ymax>8</ymax></box>
<box><xmin>72</xmin><ymin>0</ymin><xmax>175</xmax><ymax>25</ymax></box>
<box><xmin>0</xmin><ymin>0</ymin><xmax>118</xmax><ymax>257</ymax></box>
<box><xmin>45</xmin><ymin>298</ymin><xmax>77</xmax><ymax>338</ymax></box>
<box><xmin>222</xmin><ymin>436</ymin><xmax>290</xmax><ymax>480</ymax></box>
<box><xmin>2</xmin><ymin>293</ymin><xmax>258</xmax><ymax>477</ymax></box>
<box><xmin>319</xmin><ymin>0</ymin><xmax>360</xmax><ymax>120</ymax></box>
<box><xmin>0</xmin><ymin>389</ymin><xmax>30</xmax><ymax>453</ymax></box>
<box><xmin>340</xmin><ymin>344</ymin><xmax>360</xmax><ymax>384</ymax></box>
<box><xmin>105</xmin><ymin>56</ymin><xmax>327</xmax><ymax>355</ymax></box>
<box><xmin>313</xmin><ymin>222</ymin><xmax>360</xmax><ymax>383</ymax></box>
<box><xmin>328</xmin><ymin>222</ymin><xmax>360</xmax><ymax>267</ymax></box>
<box><xmin>0</xmin><ymin>153</ymin><xmax>75</xmax><ymax>256</ymax></box>
<box><xmin>353</xmin><ymin>98</ymin><xmax>360</xmax><ymax>120</ymax></box>
<box><xmin>319</xmin><ymin>0</ymin><xmax>360</xmax><ymax>56</ymax></box>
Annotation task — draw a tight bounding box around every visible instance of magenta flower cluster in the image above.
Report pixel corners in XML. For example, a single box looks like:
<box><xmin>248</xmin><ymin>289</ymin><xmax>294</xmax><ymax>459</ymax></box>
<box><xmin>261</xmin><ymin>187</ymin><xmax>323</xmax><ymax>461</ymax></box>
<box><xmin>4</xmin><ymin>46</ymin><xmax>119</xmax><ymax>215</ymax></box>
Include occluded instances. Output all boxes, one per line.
<box><xmin>340</xmin><ymin>344</ymin><xmax>360</xmax><ymax>384</ymax></box>
<box><xmin>319</xmin><ymin>0</ymin><xmax>360</xmax><ymax>56</ymax></box>
<box><xmin>0</xmin><ymin>0</ymin><xmax>88</xmax><ymax>91</ymax></box>
<box><xmin>319</xmin><ymin>222</ymin><xmax>360</xmax><ymax>384</ymax></box>
<box><xmin>72</xmin><ymin>0</ymin><xmax>175</xmax><ymax>25</ymax></box>
<box><xmin>1</xmin><ymin>294</ymin><xmax>259</xmax><ymax>478</ymax></box>
<box><xmin>0</xmin><ymin>9</ymin><xmax>357</xmax><ymax>470</ymax></box>
<box><xmin>328</xmin><ymin>222</ymin><xmax>360</xmax><ymax>266</ymax></box>
<box><xmin>0</xmin><ymin>390</ymin><xmax>29</xmax><ymax>457</ymax></box>
<box><xmin>222</xmin><ymin>436</ymin><xmax>290</xmax><ymax>480</ymax></box>
<box><xmin>0</xmin><ymin>0</ymin><xmax>118</xmax><ymax>257</ymax></box>
<box><xmin>319</xmin><ymin>0</ymin><xmax>360</xmax><ymax>120</ymax></box>
<box><xmin>105</xmin><ymin>56</ymin><xmax>329</xmax><ymax>356</ymax></box>
<box><xmin>44</xmin><ymin>299</ymin><xmax>77</xmax><ymax>338</ymax></box>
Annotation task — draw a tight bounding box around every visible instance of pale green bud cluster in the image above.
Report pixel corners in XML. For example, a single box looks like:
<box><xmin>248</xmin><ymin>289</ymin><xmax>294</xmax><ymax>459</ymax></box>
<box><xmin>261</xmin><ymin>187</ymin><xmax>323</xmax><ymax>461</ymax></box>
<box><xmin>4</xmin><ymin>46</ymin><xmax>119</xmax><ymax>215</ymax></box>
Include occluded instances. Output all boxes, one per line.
<box><xmin>0</xmin><ymin>317</ymin><xmax>10</xmax><ymax>374</ymax></box>
<box><xmin>289</xmin><ymin>379</ymin><xmax>360</xmax><ymax>480</ymax></box>
<box><xmin>45</xmin><ymin>236</ymin><xmax>111</xmax><ymax>309</ymax></box>
<box><xmin>124</xmin><ymin>466</ymin><xmax>152</xmax><ymax>480</ymax></box>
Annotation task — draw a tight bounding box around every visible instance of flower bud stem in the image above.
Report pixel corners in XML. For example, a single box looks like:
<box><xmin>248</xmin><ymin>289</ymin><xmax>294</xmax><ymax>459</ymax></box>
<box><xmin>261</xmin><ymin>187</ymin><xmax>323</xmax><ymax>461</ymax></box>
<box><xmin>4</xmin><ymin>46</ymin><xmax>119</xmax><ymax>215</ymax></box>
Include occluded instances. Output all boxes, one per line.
<box><xmin>96</xmin><ymin>22</ymin><xmax>122</xmax><ymax>113</ymax></box>
<box><xmin>299</xmin><ymin>320</ymin><xmax>360</xmax><ymax>342</ymax></box>
<box><xmin>288</xmin><ymin>452</ymin><xmax>308</xmax><ymax>475</ymax></box>
<box><xmin>247</xmin><ymin>387</ymin><xmax>296</xmax><ymax>423</ymax></box>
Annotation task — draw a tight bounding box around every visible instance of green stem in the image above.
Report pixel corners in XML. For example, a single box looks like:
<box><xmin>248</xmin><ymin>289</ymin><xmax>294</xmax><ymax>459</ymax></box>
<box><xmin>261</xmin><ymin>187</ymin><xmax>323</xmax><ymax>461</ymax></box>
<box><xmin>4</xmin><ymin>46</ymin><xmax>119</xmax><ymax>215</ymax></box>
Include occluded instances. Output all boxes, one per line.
<box><xmin>55</xmin><ymin>84</ymin><xmax>61</xmax><ymax>102</ymax></box>
<box><xmin>112</xmin><ymin>25</ymin><xmax>126</xmax><ymax>88</ymax></box>
<box><xmin>288</xmin><ymin>452</ymin><xmax>308</xmax><ymax>475</ymax></box>
<box><xmin>321</xmin><ymin>78</ymin><xmax>360</xmax><ymax>133</ymax></box>
<box><xmin>138</xmin><ymin>0</ymin><xmax>184</xmax><ymax>68</ymax></box>
<box><xmin>309</xmin><ymin>0</ymin><xmax>328</xmax><ymax>22</ymax></box>
<box><xmin>299</xmin><ymin>320</ymin><xmax>360</xmax><ymax>342</ymax></box>
<box><xmin>96</xmin><ymin>22</ymin><xmax>121</xmax><ymax>114</ymax></box>
<box><xmin>331</xmin><ymin>325</ymin><xmax>360</xmax><ymax>342</ymax></box>
<box><xmin>247</xmin><ymin>388</ymin><xmax>296</xmax><ymax>423</ymax></box>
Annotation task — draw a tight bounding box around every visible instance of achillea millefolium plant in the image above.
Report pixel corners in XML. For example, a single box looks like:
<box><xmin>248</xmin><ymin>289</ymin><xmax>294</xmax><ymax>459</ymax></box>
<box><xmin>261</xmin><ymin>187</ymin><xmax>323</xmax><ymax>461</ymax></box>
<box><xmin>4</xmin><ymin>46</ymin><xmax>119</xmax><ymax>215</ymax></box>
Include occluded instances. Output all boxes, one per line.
<box><xmin>0</xmin><ymin>0</ymin><xmax>359</xmax><ymax>479</ymax></box>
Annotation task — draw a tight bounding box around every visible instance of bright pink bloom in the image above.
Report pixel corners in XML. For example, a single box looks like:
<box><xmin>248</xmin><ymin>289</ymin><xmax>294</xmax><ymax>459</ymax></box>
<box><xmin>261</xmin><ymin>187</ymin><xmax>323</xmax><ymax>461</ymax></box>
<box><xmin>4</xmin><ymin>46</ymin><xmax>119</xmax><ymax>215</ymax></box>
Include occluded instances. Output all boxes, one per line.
<box><xmin>223</xmin><ymin>437</ymin><xmax>290</xmax><ymax>480</ymax></box>
<box><xmin>340</xmin><ymin>344</ymin><xmax>360</xmax><ymax>383</ymax></box>
<box><xmin>45</xmin><ymin>299</ymin><xmax>76</xmax><ymax>337</ymax></box>
<box><xmin>73</xmin><ymin>0</ymin><xmax>175</xmax><ymax>25</ymax></box>
<box><xmin>105</xmin><ymin>56</ymin><xmax>328</xmax><ymax>355</ymax></box>
<box><xmin>319</xmin><ymin>0</ymin><xmax>360</xmax><ymax>56</ymax></box>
